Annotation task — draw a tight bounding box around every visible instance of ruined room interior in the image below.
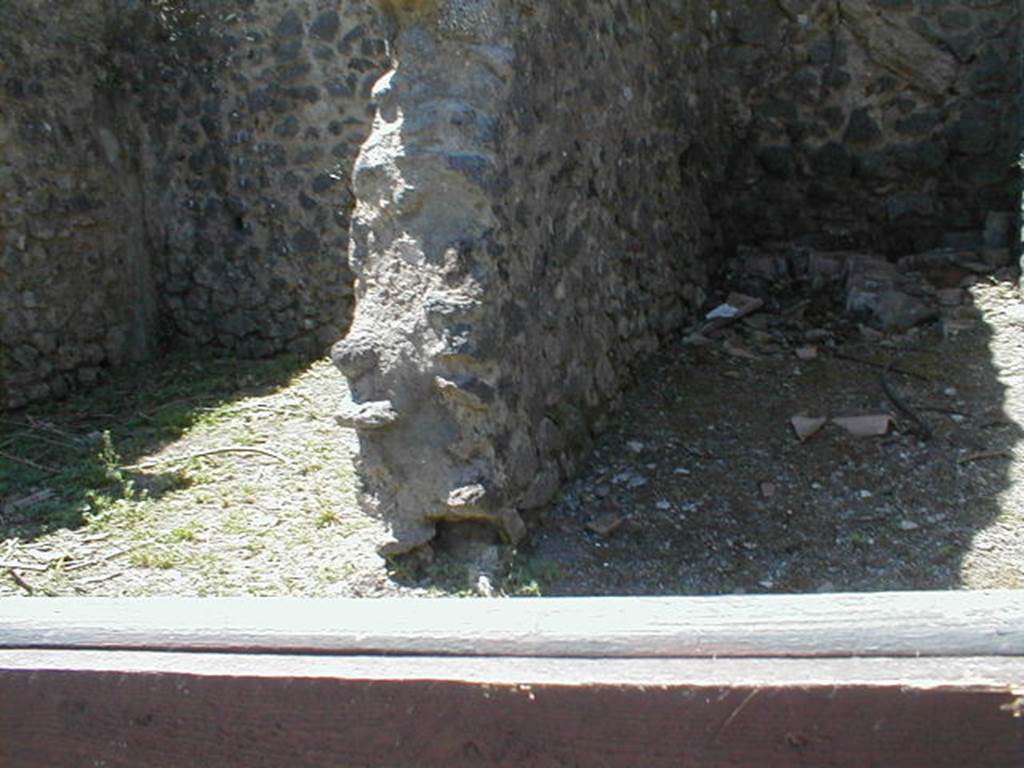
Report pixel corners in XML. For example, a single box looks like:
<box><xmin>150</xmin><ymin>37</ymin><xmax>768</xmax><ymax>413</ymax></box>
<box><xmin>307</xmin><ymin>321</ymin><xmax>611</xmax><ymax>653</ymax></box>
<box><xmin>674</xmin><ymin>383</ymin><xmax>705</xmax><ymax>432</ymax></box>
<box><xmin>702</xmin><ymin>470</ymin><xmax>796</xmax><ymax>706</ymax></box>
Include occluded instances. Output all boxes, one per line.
<box><xmin>1</xmin><ymin>0</ymin><xmax>1021</xmax><ymax>596</ymax></box>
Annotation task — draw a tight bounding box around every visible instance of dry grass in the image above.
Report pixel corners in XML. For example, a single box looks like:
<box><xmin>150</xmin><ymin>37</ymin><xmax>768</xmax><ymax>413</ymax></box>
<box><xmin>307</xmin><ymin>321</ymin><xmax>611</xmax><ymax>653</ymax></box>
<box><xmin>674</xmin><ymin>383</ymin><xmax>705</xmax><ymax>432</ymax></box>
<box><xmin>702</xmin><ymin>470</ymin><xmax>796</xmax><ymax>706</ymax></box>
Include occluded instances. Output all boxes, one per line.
<box><xmin>0</xmin><ymin>354</ymin><xmax>405</xmax><ymax>597</ymax></box>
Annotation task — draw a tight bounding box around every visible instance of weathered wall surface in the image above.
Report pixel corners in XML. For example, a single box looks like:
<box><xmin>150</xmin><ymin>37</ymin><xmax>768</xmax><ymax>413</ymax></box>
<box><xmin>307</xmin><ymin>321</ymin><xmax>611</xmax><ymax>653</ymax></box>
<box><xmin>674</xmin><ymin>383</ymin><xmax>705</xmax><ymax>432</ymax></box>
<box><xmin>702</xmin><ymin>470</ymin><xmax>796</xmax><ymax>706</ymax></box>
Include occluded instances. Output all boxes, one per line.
<box><xmin>336</xmin><ymin>0</ymin><xmax>730</xmax><ymax>552</ymax></box>
<box><xmin>339</xmin><ymin>0</ymin><xmax>1022</xmax><ymax>553</ymax></box>
<box><xmin>0</xmin><ymin>1</ymin><xmax>158</xmax><ymax>409</ymax></box>
<box><xmin>3</xmin><ymin>0</ymin><xmax>1022</xmax><ymax>550</ymax></box>
<box><xmin>1</xmin><ymin>0</ymin><xmax>388</xmax><ymax>409</ymax></box>
<box><xmin>116</xmin><ymin>0</ymin><xmax>389</xmax><ymax>357</ymax></box>
<box><xmin>712</xmin><ymin>0</ymin><xmax>1022</xmax><ymax>255</ymax></box>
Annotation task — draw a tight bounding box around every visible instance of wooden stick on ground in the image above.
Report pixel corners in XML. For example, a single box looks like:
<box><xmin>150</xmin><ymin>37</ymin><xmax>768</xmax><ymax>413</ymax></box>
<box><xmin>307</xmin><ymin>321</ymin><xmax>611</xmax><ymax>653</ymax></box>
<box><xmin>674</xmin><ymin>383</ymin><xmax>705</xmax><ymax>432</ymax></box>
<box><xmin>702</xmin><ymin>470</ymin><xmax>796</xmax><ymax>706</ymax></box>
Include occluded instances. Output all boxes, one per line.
<box><xmin>0</xmin><ymin>450</ymin><xmax>59</xmax><ymax>475</ymax></box>
<box><xmin>881</xmin><ymin>356</ymin><xmax>933</xmax><ymax>440</ymax></box>
<box><xmin>0</xmin><ymin>561</ymin><xmax>50</xmax><ymax>574</ymax></box>
<box><xmin>126</xmin><ymin>447</ymin><xmax>291</xmax><ymax>471</ymax></box>
<box><xmin>5</xmin><ymin>569</ymin><xmax>35</xmax><ymax>594</ymax></box>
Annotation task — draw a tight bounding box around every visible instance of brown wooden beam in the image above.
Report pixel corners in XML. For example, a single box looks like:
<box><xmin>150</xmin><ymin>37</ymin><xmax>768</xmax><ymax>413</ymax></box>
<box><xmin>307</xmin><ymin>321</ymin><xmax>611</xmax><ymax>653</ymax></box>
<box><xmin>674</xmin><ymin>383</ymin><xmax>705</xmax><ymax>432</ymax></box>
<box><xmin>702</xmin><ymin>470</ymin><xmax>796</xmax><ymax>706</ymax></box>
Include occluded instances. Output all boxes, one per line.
<box><xmin>0</xmin><ymin>651</ymin><xmax>1021</xmax><ymax>768</ymax></box>
<box><xmin>1</xmin><ymin>593</ymin><xmax>1021</xmax><ymax>766</ymax></box>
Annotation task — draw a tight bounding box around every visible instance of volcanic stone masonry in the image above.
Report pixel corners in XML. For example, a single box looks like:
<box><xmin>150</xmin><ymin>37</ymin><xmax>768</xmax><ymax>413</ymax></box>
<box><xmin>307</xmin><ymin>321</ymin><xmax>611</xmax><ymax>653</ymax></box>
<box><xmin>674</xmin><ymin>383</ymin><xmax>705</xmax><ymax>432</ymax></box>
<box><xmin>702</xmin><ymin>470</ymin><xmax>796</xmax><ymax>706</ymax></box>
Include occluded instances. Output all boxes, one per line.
<box><xmin>1</xmin><ymin>0</ymin><xmax>390</xmax><ymax>407</ymax></box>
<box><xmin>2</xmin><ymin>0</ymin><xmax>1021</xmax><ymax>553</ymax></box>
<box><xmin>335</xmin><ymin>0</ymin><xmax>1022</xmax><ymax>552</ymax></box>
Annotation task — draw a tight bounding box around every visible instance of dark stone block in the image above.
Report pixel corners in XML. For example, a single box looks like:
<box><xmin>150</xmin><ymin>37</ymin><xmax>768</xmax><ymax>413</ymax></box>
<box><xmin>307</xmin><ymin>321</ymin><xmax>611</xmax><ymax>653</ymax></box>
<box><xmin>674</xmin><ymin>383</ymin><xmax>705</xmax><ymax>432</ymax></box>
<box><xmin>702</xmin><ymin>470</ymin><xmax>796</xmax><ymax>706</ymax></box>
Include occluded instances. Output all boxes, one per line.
<box><xmin>947</xmin><ymin>103</ymin><xmax>1001</xmax><ymax>155</ymax></box>
<box><xmin>886</xmin><ymin>192</ymin><xmax>934</xmax><ymax>221</ymax></box>
<box><xmin>894</xmin><ymin>110</ymin><xmax>940</xmax><ymax>136</ymax></box>
<box><xmin>310</xmin><ymin>11</ymin><xmax>340</xmax><ymax>42</ymax></box>
<box><xmin>274</xmin><ymin>115</ymin><xmax>300</xmax><ymax>138</ymax></box>
<box><xmin>274</xmin><ymin>10</ymin><xmax>304</xmax><ymax>40</ymax></box>
<box><xmin>326</xmin><ymin>78</ymin><xmax>354</xmax><ymax>98</ymax></box>
<box><xmin>338</xmin><ymin>25</ymin><xmax>366</xmax><ymax>55</ymax></box>
<box><xmin>286</xmin><ymin>85</ymin><xmax>320</xmax><ymax>103</ymax></box>
<box><xmin>273</xmin><ymin>38</ymin><xmax>304</xmax><ymax>63</ymax></box>
<box><xmin>756</xmin><ymin>145</ymin><xmax>796</xmax><ymax>179</ymax></box>
<box><xmin>312</xmin><ymin>174</ymin><xmax>338</xmax><ymax>193</ymax></box>
<box><xmin>844</xmin><ymin>108</ymin><xmax>881</xmax><ymax>145</ymax></box>
<box><xmin>938</xmin><ymin>9</ymin><xmax>973</xmax><ymax>30</ymax></box>
<box><xmin>890</xmin><ymin>142</ymin><xmax>948</xmax><ymax>174</ymax></box>
<box><xmin>969</xmin><ymin>47</ymin><xmax>1009</xmax><ymax>93</ymax></box>
<box><xmin>291</xmin><ymin>228</ymin><xmax>320</xmax><ymax>254</ymax></box>
<box><xmin>811</xmin><ymin>142</ymin><xmax>852</xmax><ymax>178</ymax></box>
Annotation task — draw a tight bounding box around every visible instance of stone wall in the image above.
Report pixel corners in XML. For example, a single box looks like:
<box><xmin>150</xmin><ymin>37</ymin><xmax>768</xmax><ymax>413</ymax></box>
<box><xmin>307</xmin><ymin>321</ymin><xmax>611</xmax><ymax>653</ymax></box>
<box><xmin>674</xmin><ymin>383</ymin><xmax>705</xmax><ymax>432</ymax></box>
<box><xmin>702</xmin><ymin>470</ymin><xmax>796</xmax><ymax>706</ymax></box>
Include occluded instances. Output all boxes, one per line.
<box><xmin>712</xmin><ymin>0</ymin><xmax>1021</xmax><ymax>255</ymax></box>
<box><xmin>118</xmin><ymin>0</ymin><xmax>389</xmax><ymax>357</ymax></box>
<box><xmin>335</xmin><ymin>0</ymin><xmax>731</xmax><ymax>552</ymax></box>
<box><xmin>0</xmin><ymin>1</ymin><xmax>158</xmax><ymax>408</ymax></box>
<box><xmin>3</xmin><ymin>0</ymin><xmax>1022</xmax><ymax>551</ymax></box>
<box><xmin>1</xmin><ymin>0</ymin><xmax>388</xmax><ymax>409</ymax></box>
<box><xmin>338</xmin><ymin>0</ymin><xmax>1021</xmax><ymax>554</ymax></box>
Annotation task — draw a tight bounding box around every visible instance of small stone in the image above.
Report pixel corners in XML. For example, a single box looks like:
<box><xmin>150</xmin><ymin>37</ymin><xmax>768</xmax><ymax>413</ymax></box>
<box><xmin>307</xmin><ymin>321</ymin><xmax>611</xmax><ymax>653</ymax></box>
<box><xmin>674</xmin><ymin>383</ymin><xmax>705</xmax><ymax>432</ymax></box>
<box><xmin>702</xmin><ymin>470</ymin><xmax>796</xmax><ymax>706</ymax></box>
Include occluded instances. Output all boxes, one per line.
<box><xmin>898</xmin><ymin>519</ymin><xmax>920</xmax><ymax>531</ymax></box>
<box><xmin>587</xmin><ymin>513</ymin><xmax>624</xmax><ymax>538</ymax></box>
<box><xmin>336</xmin><ymin>400</ymin><xmax>399</xmax><ymax>430</ymax></box>
<box><xmin>655</xmin><ymin>500</ymin><xmax>673</xmax><ymax>511</ymax></box>
<box><xmin>859</xmin><ymin>324</ymin><xmax>885</xmax><ymax>341</ymax></box>
<box><xmin>626</xmin><ymin>440</ymin><xmax>645</xmax><ymax>453</ymax></box>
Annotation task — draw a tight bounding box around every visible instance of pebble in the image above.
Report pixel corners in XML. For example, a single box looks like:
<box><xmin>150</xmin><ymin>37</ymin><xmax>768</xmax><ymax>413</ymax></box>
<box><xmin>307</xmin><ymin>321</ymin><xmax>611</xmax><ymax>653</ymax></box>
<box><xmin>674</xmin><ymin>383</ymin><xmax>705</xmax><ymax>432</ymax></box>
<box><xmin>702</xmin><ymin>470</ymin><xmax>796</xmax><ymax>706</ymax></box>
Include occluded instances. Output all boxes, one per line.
<box><xmin>626</xmin><ymin>440</ymin><xmax>645</xmax><ymax>454</ymax></box>
<box><xmin>612</xmin><ymin>471</ymin><xmax>648</xmax><ymax>489</ymax></box>
<box><xmin>655</xmin><ymin>500</ymin><xmax>673</xmax><ymax>511</ymax></box>
<box><xmin>898</xmin><ymin>519</ymin><xmax>920</xmax><ymax>531</ymax></box>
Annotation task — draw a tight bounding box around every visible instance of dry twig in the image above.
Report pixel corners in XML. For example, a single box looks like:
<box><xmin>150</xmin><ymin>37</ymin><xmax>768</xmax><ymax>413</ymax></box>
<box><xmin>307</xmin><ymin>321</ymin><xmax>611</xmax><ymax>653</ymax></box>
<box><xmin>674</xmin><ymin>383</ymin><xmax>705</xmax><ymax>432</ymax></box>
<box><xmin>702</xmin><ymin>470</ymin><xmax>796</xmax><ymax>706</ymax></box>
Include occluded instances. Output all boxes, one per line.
<box><xmin>0</xmin><ymin>560</ymin><xmax>50</xmax><ymax>573</ymax></box>
<box><xmin>881</xmin><ymin>356</ymin><xmax>933</xmax><ymax>440</ymax></box>
<box><xmin>6</xmin><ymin>569</ymin><xmax>35</xmax><ymax>594</ymax></box>
<box><xmin>126</xmin><ymin>446</ymin><xmax>291</xmax><ymax>470</ymax></box>
<box><xmin>958</xmin><ymin>450</ymin><xmax>1013</xmax><ymax>465</ymax></box>
<box><xmin>0</xmin><ymin>449</ymin><xmax>59</xmax><ymax>474</ymax></box>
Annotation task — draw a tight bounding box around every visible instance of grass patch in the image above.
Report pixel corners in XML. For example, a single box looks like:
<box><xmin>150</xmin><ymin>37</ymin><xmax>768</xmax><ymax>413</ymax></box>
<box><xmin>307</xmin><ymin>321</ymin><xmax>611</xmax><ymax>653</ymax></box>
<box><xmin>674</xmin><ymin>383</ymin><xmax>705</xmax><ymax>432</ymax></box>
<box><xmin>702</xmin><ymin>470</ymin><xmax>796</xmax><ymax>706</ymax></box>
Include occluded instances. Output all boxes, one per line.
<box><xmin>0</xmin><ymin>352</ymin><xmax>388</xmax><ymax>597</ymax></box>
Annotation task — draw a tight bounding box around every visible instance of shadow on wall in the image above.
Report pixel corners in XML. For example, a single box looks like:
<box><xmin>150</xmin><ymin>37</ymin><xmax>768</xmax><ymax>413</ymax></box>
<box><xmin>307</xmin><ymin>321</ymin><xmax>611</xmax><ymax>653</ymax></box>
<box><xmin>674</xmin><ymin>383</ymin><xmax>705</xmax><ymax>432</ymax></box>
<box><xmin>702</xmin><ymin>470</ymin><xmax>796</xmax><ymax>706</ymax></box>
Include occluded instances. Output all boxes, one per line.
<box><xmin>0</xmin><ymin>0</ymin><xmax>390</xmax><ymax>411</ymax></box>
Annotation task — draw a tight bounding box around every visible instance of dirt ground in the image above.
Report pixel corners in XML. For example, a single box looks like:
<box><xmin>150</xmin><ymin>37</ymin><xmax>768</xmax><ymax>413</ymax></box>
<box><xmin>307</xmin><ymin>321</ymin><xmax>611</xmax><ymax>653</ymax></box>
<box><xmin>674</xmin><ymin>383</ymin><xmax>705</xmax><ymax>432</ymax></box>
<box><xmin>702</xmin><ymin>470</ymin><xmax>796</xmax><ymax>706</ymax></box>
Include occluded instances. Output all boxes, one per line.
<box><xmin>524</xmin><ymin>276</ymin><xmax>1024</xmax><ymax>595</ymax></box>
<box><xmin>2</xmin><ymin>277</ymin><xmax>1023</xmax><ymax>597</ymax></box>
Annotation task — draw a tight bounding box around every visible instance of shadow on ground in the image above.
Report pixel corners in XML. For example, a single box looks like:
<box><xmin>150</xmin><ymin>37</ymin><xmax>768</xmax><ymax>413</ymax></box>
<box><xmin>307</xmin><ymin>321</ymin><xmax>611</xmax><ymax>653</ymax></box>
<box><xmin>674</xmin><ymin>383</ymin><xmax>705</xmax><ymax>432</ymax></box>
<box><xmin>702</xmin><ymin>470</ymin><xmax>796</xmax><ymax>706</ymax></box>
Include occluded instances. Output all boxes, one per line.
<box><xmin>521</xmin><ymin>279</ymin><xmax>1024</xmax><ymax>595</ymax></box>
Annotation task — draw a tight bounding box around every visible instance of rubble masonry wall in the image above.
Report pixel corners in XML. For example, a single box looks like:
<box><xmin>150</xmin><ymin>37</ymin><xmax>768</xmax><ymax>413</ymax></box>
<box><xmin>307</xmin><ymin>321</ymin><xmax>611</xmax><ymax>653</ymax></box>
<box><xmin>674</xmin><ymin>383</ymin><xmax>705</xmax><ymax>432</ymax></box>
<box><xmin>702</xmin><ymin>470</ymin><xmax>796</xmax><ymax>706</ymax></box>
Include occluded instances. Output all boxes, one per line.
<box><xmin>338</xmin><ymin>0</ymin><xmax>1021</xmax><ymax>552</ymax></box>
<box><xmin>1</xmin><ymin>0</ymin><xmax>389</xmax><ymax>408</ymax></box>
<box><xmin>2</xmin><ymin>0</ymin><xmax>1020</xmax><ymax>553</ymax></box>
